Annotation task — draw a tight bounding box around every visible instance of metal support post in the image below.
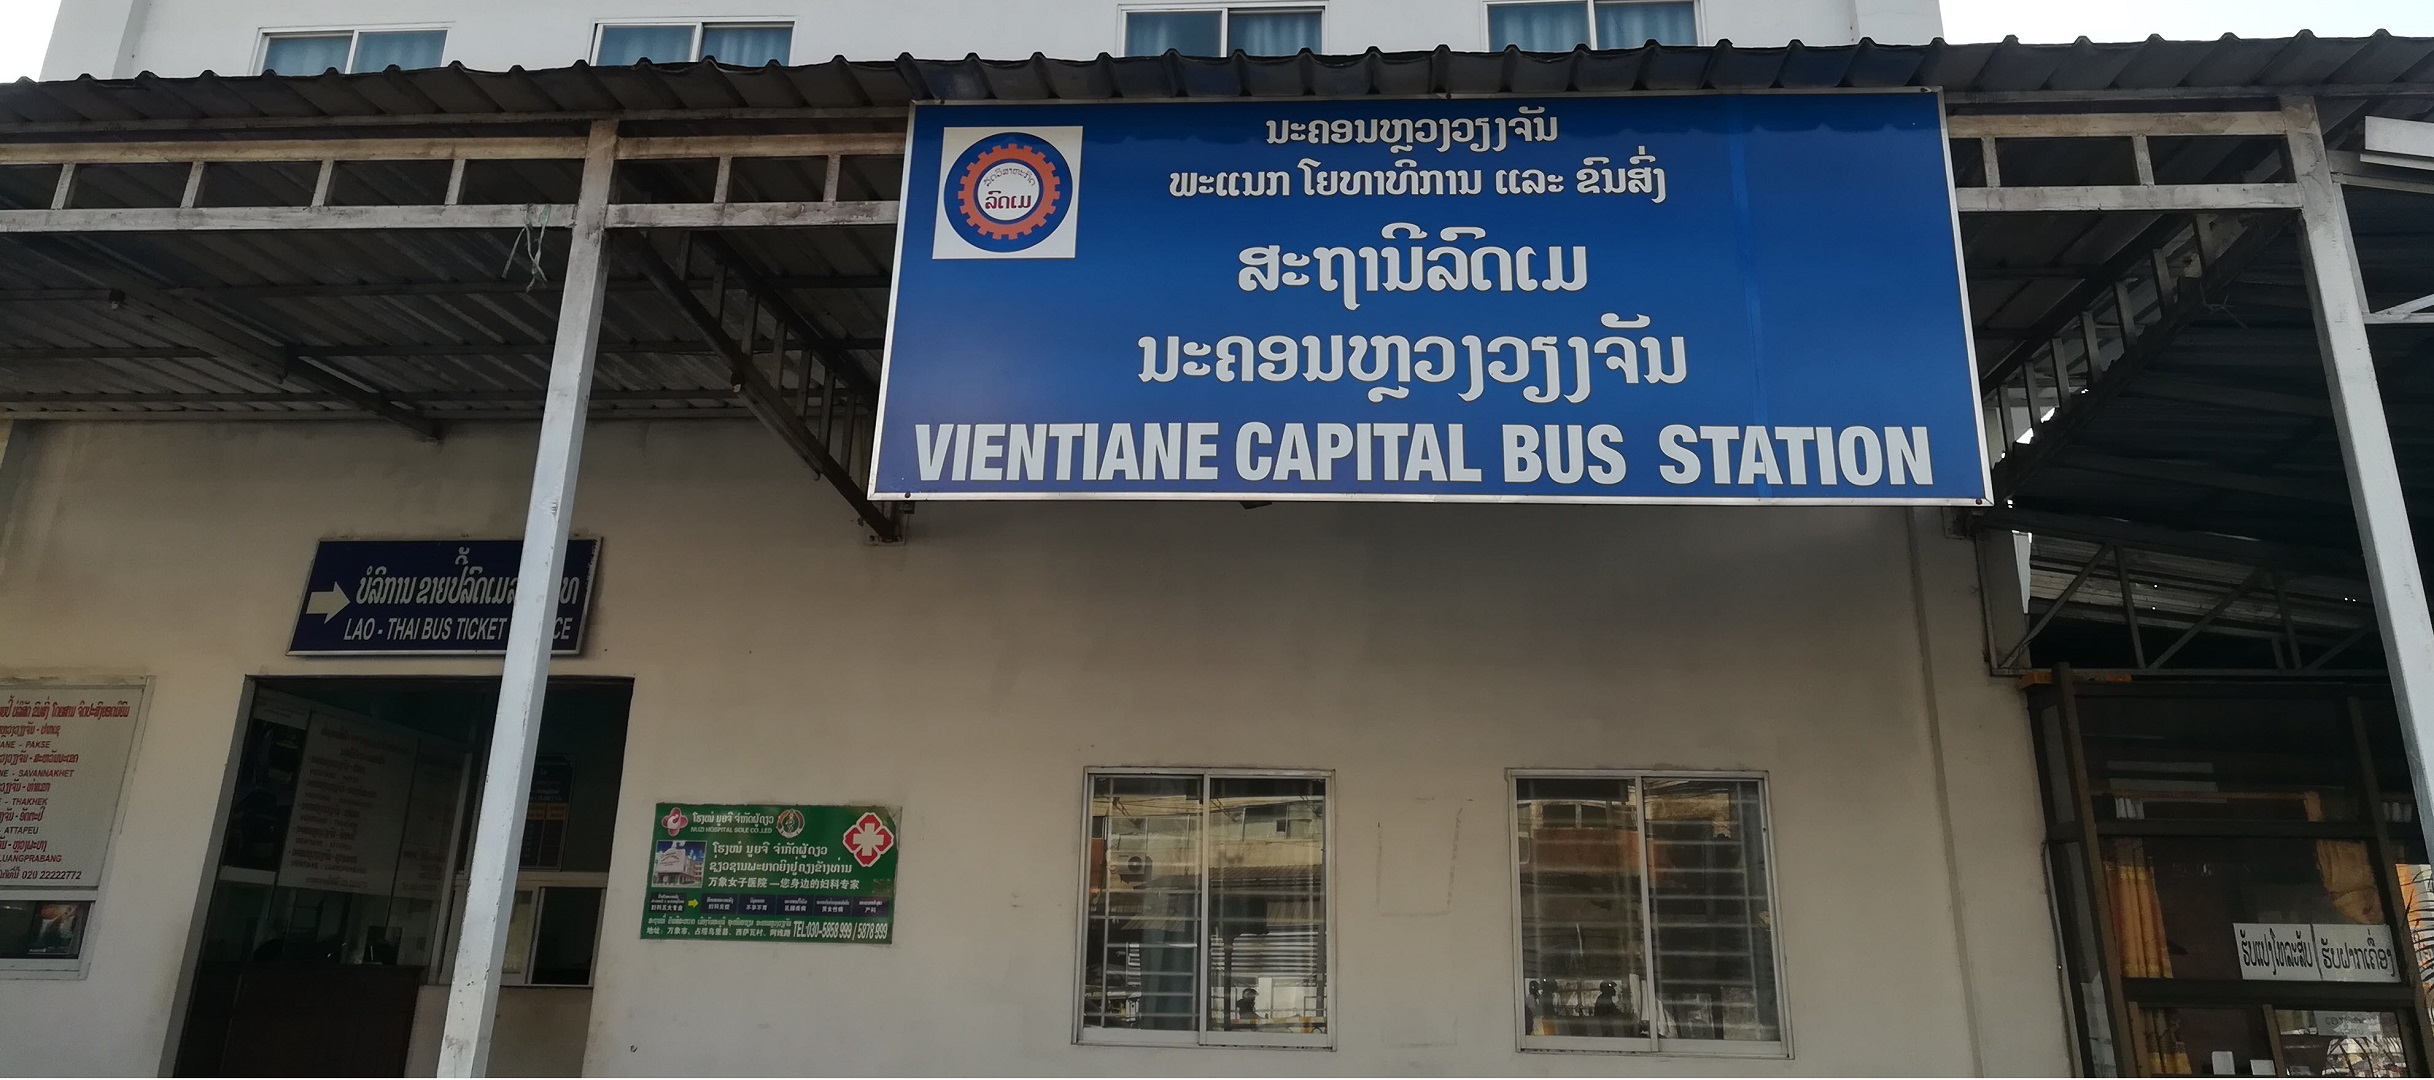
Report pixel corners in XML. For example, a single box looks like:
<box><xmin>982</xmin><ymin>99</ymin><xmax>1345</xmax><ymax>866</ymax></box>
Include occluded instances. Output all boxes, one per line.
<box><xmin>2285</xmin><ymin>97</ymin><xmax>2434</xmax><ymax>857</ymax></box>
<box><xmin>436</xmin><ymin>118</ymin><xmax>618</xmax><ymax>1079</ymax></box>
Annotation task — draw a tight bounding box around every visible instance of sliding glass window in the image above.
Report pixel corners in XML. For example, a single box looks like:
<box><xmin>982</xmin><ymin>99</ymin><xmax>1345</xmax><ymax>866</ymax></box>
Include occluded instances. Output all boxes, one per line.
<box><xmin>595</xmin><ymin>22</ymin><xmax>792</xmax><ymax>66</ymax></box>
<box><xmin>1512</xmin><ymin>772</ymin><xmax>1784</xmax><ymax>1054</ymax></box>
<box><xmin>1079</xmin><ymin>770</ymin><xmax>1329</xmax><ymax>1048</ymax></box>
<box><xmin>261</xmin><ymin>29</ymin><xmax>445</xmax><ymax>74</ymax></box>
<box><xmin>1487</xmin><ymin>0</ymin><xmax>1696</xmax><ymax>49</ymax></box>
<box><xmin>1123</xmin><ymin>8</ymin><xmax>1321</xmax><ymax>56</ymax></box>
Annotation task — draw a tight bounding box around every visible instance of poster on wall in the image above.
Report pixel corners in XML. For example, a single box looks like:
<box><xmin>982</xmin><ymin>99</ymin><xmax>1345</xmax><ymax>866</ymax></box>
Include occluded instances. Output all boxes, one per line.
<box><xmin>0</xmin><ymin>684</ymin><xmax>142</xmax><ymax>892</ymax></box>
<box><xmin>872</xmin><ymin>92</ymin><xmax>1988</xmax><ymax>505</ymax></box>
<box><xmin>275</xmin><ymin>713</ymin><xmax>417</xmax><ymax>895</ymax></box>
<box><xmin>640</xmin><ymin>803</ymin><xmax>899</xmax><ymax>944</ymax></box>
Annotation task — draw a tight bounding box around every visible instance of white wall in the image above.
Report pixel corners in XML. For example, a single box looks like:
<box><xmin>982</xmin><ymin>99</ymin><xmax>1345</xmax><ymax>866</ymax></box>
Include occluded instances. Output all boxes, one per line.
<box><xmin>43</xmin><ymin>0</ymin><xmax>1942</xmax><ymax>82</ymax></box>
<box><xmin>0</xmin><ymin>416</ymin><xmax>2059</xmax><ymax>1076</ymax></box>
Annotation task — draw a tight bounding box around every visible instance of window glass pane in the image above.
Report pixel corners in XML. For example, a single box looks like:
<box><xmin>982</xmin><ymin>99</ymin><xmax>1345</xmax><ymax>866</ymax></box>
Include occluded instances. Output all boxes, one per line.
<box><xmin>501</xmin><ymin>887</ymin><xmax>536</xmax><ymax>978</ymax></box>
<box><xmin>528</xmin><ymin>887</ymin><xmax>603</xmax><ymax>985</ymax></box>
<box><xmin>350</xmin><ymin>30</ymin><xmax>444</xmax><ymax>72</ymax></box>
<box><xmin>1594</xmin><ymin>1</ymin><xmax>1694</xmax><ymax>46</ymax></box>
<box><xmin>2105</xmin><ymin>836</ymin><xmax>2391</xmax><ymax>981</ymax></box>
<box><xmin>1516</xmin><ymin>776</ymin><xmax>1650</xmax><ymax>1039</ymax></box>
<box><xmin>2399</xmin><ymin>863</ymin><xmax>2434</xmax><ymax>1034</ymax></box>
<box><xmin>1126</xmin><ymin>11</ymin><xmax>1223</xmax><ymax>57</ymax></box>
<box><xmin>1205</xmin><ymin>777</ymin><xmax>1326</xmax><ymax>1035</ymax></box>
<box><xmin>2125</xmin><ymin>1005</ymin><xmax>2274</xmax><ymax>1078</ymax></box>
<box><xmin>261</xmin><ymin>35</ymin><xmax>352</xmax><ymax>75</ymax></box>
<box><xmin>1084</xmin><ymin>775</ymin><xmax>1202</xmax><ymax>1032</ymax></box>
<box><xmin>596</xmin><ymin>25</ymin><xmax>695</xmax><ymax>66</ymax></box>
<box><xmin>1645</xmin><ymin>777</ymin><xmax>1780</xmax><ymax>1043</ymax></box>
<box><xmin>700</xmin><ymin>24</ymin><xmax>791</xmax><ymax>66</ymax></box>
<box><xmin>1489</xmin><ymin>2</ymin><xmax>1590</xmax><ymax>51</ymax></box>
<box><xmin>0</xmin><ymin>899</ymin><xmax>90</xmax><ymax>959</ymax></box>
<box><xmin>2275</xmin><ymin>1010</ymin><xmax>2411</xmax><ymax>1078</ymax></box>
<box><xmin>1227</xmin><ymin>11</ymin><xmax>1319</xmax><ymax>56</ymax></box>
<box><xmin>2078</xmin><ymin>695</ymin><xmax>2361</xmax><ymax>824</ymax></box>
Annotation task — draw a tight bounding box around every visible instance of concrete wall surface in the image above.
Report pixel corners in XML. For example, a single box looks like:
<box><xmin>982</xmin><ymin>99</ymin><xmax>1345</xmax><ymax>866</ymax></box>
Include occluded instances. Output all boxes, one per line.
<box><xmin>0</xmin><ymin>417</ymin><xmax>2063</xmax><ymax>1076</ymax></box>
<box><xmin>44</xmin><ymin>0</ymin><xmax>1944</xmax><ymax>81</ymax></box>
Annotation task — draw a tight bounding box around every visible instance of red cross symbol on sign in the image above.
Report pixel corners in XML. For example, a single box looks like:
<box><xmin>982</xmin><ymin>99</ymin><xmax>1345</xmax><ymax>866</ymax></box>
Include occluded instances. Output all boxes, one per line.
<box><xmin>843</xmin><ymin>812</ymin><xmax>895</xmax><ymax>867</ymax></box>
<box><xmin>661</xmin><ymin>807</ymin><xmax>689</xmax><ymax>836</ymax></box>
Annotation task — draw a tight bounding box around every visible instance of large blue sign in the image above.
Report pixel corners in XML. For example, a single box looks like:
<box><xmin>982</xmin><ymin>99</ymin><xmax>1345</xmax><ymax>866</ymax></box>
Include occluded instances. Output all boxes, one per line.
<box><xmin>872</xmin><ymin>92</ymin><xmax>1987</xmax><ymax>504</ymax></box>
<box><xmin>287</xmin><ymin>539</ymin><xmax>600</xmax><ymax>655</ymax></box>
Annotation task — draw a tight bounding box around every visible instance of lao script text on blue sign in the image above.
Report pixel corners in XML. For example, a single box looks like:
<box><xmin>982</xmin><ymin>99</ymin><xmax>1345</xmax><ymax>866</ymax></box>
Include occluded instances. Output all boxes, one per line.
<box><xmin>872</xmin><ymin>91</ymin><xmax>1988</xmax><ymax>504</ymax></box>
<box><xmin>288</xmin><ymin>539</ymin><xmax>600</xmax><ymax>655</ymax></box>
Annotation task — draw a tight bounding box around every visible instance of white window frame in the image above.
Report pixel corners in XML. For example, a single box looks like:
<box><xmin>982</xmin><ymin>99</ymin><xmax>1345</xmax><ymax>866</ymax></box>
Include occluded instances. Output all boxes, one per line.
<box><xmin>1506</xmin><ymin>768</ymin><xmax>1790</xmax><ymax>1058</ymax></box>
<box><xmin>589</xmin><ymin>20</ymin><xmax>796</xmax><ymax>65</ymax></box>
<box><xmin>255</xmin><ymin>25</ymin><xmax>451</xmax><ymax>75</ymax></box>
<box><xmin>1072</xmin><ymin>767</ymin><xmax>1336</xmax><ymax>1050</ymax></box>
<box><xmin>1115</xmin><ymin>3</ymin><xmax>1328</xmax><ymax>57</ymax></box>
<box><xmin>1480</xmin><ymin>0</ymin><xmax>1702</xmax><ymax>50</ymax></box>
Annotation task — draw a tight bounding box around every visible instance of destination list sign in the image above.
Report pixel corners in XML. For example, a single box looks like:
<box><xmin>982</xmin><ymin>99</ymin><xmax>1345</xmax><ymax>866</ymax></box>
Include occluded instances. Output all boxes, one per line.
<box><xmin>0</xmin><ymin>686</ymin><xmax>141</xmax><ymax>891</ymax></box>
<box><xmin>641</xmin><ymin>803</ymin><xmax>899</xmax><ymax>944</ymax></box>
<box><xmin>288</xmin><ymin>538</ymin><xmax>600</xmax><ymax>655</ymax></box>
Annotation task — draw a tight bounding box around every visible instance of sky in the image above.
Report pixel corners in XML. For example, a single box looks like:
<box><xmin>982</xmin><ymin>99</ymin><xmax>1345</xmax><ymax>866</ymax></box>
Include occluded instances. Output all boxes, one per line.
<box><xmin>0</xmin><ymin>0</ymin><xmax>2430</xmax><ymax>82</ymax></box>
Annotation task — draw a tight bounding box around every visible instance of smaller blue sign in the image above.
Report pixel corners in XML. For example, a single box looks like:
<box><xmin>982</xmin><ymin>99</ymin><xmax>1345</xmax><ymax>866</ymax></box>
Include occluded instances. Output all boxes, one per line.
<box><xmin>287</xmin><ymin>538</ymin><xmax>600</xmax><ymax>656</ymax></box>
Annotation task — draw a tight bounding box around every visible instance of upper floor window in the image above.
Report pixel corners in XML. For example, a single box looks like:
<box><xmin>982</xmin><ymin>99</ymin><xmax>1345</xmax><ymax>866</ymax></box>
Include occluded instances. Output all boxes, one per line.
<box><xmin>260</xmin><ymin>29</ymin><xmax>446</xmax><ymax>75</ymax></box>
<box><xmin>594</xmin><ymin>22</ymin><xmax>793</xmax><ymax>66</ymax></box>
<box><xmin>1487</xmin><ymin>0</ymin><xmax>1695</xmax><ymax>50</ymax></box>
<box><xmin>1124</xmin><ymin>8</ymin><xmax>1322</xmax><ymax>57</ymax></box>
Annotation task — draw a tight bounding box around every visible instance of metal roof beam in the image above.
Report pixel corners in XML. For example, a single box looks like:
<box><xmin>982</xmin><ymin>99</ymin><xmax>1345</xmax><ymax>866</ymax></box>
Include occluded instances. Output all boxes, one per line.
<box><xmin>2053</xmin><ymin>449</ymin><xmax>2351</xmax><ymax>505</ymax></box>
<box><xmin>684</xmin><ymin>231</ymin><xmax>880</xmax><ymax>399</ymax></box>
<box><xmin>1990</xmin><ymin>217</ymin><xmax>2290</xmax><ymax>494</ymax></box>
<box><xmin>1956</xmin><ymin>184</ymin><xmax>2300</xmax><ymax>213</ymax></box>
<box><xmin>1976</xmin><ymin>507</ymin><xmax>2364</xmax><ymax>575</ymax></box>
<box><xmin>1946</xmin><ymin>112</ymin><xmax>2288</xmax><ymax>138</ymax></box>
<box><xmin>0</xmin><ymin>339</ymin><xmax>883</xmax><ymax>362</ymax></box>
<box><xmin>2129</xmin><ymin>373</ymin><xmax>2335</xmax><ymax>418</ymax></box>
<box><xmin>0</xmin><ymin>200</ymin><xmax>897</xmax><ymax>233</ymax></box>
<box><xmin>0</xmin><ymin>275</ymin><xmax>887</xmax><ymax>303</ymax></box>
<box><xmin>0</xmin><ymin>235</ymin><xmax>439</xmax><ymax>439</ymax></box>
<box><xmin>0</xmin><ymin>132</ymin><xmax>903</xmax><ymax>165</ymax></box>
<box><xmin>624</xmin><ymin>235</ymin><xmax>901</xmax><ymax>542</ymax></box>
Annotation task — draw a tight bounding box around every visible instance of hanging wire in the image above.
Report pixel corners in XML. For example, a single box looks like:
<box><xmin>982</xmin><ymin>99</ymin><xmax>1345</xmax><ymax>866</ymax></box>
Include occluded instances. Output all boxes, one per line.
<box><xmin>500</xmin><ymin>204</ymin><xmax>555</xmax><ymax>291</ymax></box>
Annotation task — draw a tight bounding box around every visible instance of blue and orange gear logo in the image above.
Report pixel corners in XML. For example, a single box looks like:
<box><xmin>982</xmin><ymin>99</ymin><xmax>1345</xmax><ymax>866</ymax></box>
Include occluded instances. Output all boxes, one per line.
<box><xmin>942</xmin><ymin>133</ymin><xmax>1073</xmax><ymax>253</ymax></box>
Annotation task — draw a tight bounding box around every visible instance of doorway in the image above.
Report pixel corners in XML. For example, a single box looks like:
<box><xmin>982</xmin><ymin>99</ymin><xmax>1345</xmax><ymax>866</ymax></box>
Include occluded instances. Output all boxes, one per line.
<box><xmin>172</xmin><ymin>677</ymin><xmax>630</xmax><ymax>1077</ymax></box>
<box><xmin>2030</xmin><ymin>676</ymin><xmax>2432</xmax><ymax>1077</ymax></box>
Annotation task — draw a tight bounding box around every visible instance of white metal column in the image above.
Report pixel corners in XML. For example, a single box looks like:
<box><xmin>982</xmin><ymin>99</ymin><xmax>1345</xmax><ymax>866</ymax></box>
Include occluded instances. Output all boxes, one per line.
<box><xmin>2286</xmin><ymin>97</ymin><xmax>2434</xmax><ymax>854</ymax></box>
<box><xmin>436</xmin><ymin>118</ymin><xmax>618</xmax><ymax>1078</ymax></box>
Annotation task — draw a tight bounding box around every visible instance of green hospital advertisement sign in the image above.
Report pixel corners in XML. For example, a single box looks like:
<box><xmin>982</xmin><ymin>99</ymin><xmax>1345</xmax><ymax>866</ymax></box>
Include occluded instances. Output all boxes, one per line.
<box><xmin>641</xmin><ymin>803</ymin><xmax>898</xmax><ymax>944</ymax></box>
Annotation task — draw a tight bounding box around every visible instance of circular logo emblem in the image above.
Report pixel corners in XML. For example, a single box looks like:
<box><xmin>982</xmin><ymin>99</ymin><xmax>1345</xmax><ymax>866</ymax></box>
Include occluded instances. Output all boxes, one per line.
<box><xmin>775</xmin><ymin>808</ymin><xmax>806</xmax><ymax>839</ymax></box>
<box><xmin>945</xmin><ymin>133</ymin><xmax>1072</xmax><ymax>253</ymax></box>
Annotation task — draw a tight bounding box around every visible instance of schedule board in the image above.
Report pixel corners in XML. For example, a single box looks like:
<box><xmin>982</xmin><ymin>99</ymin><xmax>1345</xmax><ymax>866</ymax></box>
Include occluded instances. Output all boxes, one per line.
<box><xmin>871</xmin><ymin>91</ymin><xmax>1987</xmax><ymax>504</ymax></box>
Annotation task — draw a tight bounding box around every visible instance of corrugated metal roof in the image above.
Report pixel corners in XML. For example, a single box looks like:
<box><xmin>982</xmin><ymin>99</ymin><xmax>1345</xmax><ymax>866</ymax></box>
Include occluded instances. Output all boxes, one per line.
<box><xmin>3</xmin><ymin>34</ymin><xmax>2433</xmax><ymax>129</ymax></box>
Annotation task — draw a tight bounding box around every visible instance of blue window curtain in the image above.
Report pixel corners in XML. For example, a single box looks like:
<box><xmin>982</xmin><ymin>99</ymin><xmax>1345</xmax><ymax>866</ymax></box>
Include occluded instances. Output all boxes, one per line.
<box><xmin>596</xmin><ymin>25</ymin><xmax>695</xmax><ymax>65</ymax></box>
<box><xmin>700</xmin><ymin>24</ymin><xmax>791</xmax><ymax>66</ymax></box>
<box><xmin>260</xmin><ymin>35</ymin><xmax>351</xmax><ymax>75</ymax></box>
<box><xmin>1126</xmin><ymin>11</ymin><xmax>1222</xmax><ymax>57</ymax></box>
<box><xmin>351</xmin><ymin>30</ymin><xmax>446</xmax><ymax>72</ymax></box>
<box><xmin>1228</xmin><ymin>10</ymin><xmax>1320</xmax><ymax>55</ymax></box>
<box><xmin>1594</xmin><ymin>1</ymin><xmax>1695</xmax><ymax>46</ymax></box>
<box><xmin>1489</xmin><ymin>2</ymin><xmax>1590</xmax><ymax>51</ymax></box>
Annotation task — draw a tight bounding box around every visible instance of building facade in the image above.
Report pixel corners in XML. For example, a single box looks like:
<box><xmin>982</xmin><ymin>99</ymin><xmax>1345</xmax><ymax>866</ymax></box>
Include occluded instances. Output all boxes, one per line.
<box><xmin>41</xmin><ymin>0</ymin><xmax>1944</xmax><ymax>83</ymax></box>
<box><xmin>1</xmin><ymin>20</ymin><xmax>2432</xmax><ymax>1080</ymax></box>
